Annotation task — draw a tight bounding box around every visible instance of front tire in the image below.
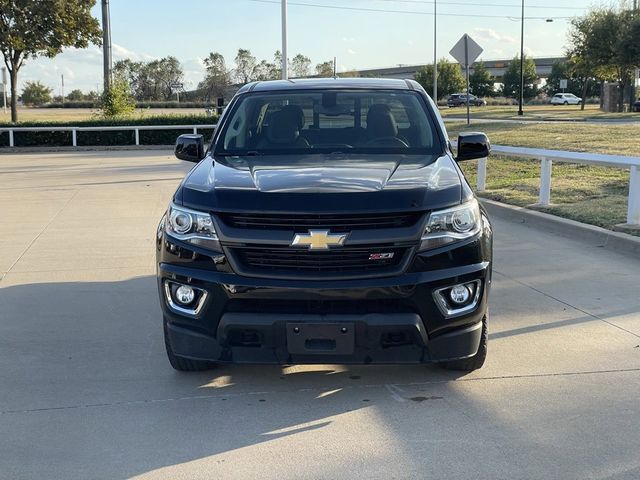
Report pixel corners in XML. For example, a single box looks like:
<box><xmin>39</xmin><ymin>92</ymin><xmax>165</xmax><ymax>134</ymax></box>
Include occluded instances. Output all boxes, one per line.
<box><xmin>440</xmin><ymin>315</ymin><xmax>488</xmax><ymax>371</ymax></box>
<box><xmin>163</xmin><ymin>320</ymin><xmax>216</xmax><ymax>372</ymax></box>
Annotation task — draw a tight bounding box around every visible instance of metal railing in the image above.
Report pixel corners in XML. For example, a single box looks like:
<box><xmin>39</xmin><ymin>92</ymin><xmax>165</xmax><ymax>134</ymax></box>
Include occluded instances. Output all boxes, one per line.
<box><xmin>2</xmin><ymin>126</ymin><xmax>638</xmax><ymax>226</ymax></box>
<box><xmin>473</xmin><ymin>145</ymin><xmax>640</xmax><ymax>226</ymax></box>
<box><xmin>0</xmin><ymin>124</ymin><xmax>217</xmax><ymax>147</ymax></box>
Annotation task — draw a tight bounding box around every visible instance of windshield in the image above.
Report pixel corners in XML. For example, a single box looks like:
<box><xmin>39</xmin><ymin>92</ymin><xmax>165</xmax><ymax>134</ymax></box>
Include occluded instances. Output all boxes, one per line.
<box><xmin>214</xmin><ymin>90</ymin><xmax>441</xmax><ymax>156</ymax></box>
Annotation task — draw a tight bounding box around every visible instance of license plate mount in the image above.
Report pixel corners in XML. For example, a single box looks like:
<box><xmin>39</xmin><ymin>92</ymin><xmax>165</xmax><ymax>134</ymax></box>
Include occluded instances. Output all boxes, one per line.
<box><xmin>286</xmin><ymin>323</ymin><xmax>355</xmax><ymax>355</ymax></box>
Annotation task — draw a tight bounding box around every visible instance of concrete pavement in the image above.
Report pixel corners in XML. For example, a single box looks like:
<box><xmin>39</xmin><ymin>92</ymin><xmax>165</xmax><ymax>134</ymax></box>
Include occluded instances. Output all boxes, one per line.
<box><xmin>1</xmin><ymin>151</ymin><xmax>639</xmax><ymax>480</ymax></box>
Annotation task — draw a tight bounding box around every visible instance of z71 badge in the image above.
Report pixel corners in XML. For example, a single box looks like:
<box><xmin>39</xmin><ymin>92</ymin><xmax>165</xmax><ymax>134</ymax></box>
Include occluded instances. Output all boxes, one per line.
<box><xmin>368</xmin><ymin>252</ymin><xmax>395</xmax><ymax>260</ymax></box>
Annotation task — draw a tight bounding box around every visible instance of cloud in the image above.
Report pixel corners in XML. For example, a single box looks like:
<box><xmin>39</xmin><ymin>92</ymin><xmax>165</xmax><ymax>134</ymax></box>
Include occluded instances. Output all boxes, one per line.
<box><xmin>341</xmin><ymin>37</ymin><xmax>355</xmax><ymax>42</ymax></box>
<box><xmin>347</xmin><ymin>48</ymin><xmax>356</xmax><ymax>55</ymax></box>
<box><xmin>473</xmin><ymin>28</ymin><xmax>517</xmax><ymax>44</ymax></box>
<box><xmin>112</xmin><ymin>43</ymin><xmax>155</xmax><ymax>61</ymax></box>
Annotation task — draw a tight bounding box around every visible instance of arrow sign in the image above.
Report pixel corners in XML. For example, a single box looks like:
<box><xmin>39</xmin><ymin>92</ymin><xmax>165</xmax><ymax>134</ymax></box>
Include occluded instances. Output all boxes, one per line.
<box><xmin>449</xmin><ymin>34</ymin><xmax>483</xmax><ymax>67</ymax></box>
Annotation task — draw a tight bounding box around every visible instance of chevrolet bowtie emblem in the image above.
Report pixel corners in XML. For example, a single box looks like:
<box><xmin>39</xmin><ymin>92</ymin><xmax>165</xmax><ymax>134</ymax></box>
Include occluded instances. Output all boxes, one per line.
<box><xmin>291</xmin><ymin>229</ymin><xmax>348</xmax><ymax>250</ymax></box>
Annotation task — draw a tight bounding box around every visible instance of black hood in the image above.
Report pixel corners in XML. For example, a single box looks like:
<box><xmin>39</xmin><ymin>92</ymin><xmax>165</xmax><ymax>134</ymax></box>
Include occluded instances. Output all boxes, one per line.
<box><xmin>176</xmin><ymin>153</ymin><xmax>463</xmax><ymax>214</ymax></box>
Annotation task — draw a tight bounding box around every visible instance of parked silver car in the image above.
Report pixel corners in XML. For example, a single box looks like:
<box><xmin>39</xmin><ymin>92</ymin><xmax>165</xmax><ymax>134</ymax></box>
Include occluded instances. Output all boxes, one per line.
<box><xmin>550</xmin><ymin>93</ymin><xmax>583</xmax><ymax>105</ymax></box>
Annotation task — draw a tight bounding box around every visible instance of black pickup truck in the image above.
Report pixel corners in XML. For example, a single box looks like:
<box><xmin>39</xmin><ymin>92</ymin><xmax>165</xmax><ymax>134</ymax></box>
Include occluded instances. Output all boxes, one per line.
<box><xmin>157</xmin><ymin>78</ymin><xmax>492</xmax><ymax>372</ymax></box>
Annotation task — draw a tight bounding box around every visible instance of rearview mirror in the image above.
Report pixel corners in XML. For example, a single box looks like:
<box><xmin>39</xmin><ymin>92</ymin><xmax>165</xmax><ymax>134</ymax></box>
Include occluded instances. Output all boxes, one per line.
<box><xmin>175</xmin><ymin>134</ymin><xmax>205</xmax><ymax>162</ymax></box>
<box><xmin>456</xmin><ymin>132</ymin><xmax>490</xmax><ymax>162</ymax></box>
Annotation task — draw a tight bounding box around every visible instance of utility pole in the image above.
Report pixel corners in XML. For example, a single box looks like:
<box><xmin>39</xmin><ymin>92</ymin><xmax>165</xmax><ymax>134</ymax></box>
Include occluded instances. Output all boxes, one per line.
<box><xmin>61</xmin><ymin>74</ymin><xmax>65</xmax><ymax>106</ymax></box>
<box><xmin>433</xmin><ymin>0</ymin><xmax>437</xmax><ymax>102</ymax></box>
<box><xmin>101</xmin><ymin>0</ymin><xmax>112</xmax><ymax>92</ymax></box>
<box><xmin>1</xmin><ymin>67</ymin><xmax>7</xmax><ymax>114</ymax></box>
<box><xmin>518</xmin><ymin>0</ymin><xmax>525</xmax><ymax>116</ymax></box>
<box><xmin>281</xmin><ymin>0</ymin><xmax>288</xmax><ymax>80</ymax></box>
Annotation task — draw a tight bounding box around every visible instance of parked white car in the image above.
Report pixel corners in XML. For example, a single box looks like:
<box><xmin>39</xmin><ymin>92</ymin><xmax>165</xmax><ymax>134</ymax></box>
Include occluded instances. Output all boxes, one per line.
<box><xmin>550</xmin><ymin>93</ymin><xmax>583</xmax><ymax>105</ymax></box>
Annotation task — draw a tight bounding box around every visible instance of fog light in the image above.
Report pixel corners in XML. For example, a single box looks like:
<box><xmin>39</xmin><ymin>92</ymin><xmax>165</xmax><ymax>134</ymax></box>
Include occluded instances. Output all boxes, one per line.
<box><xmin>175</xmin><ymin>285</ymin><xmax>195</xmax><ymax>305</ymax></box>
<box><xmin>449</xmin><ymin>284</ymin><xmax>471</xmax><ymax>305</ymax></box>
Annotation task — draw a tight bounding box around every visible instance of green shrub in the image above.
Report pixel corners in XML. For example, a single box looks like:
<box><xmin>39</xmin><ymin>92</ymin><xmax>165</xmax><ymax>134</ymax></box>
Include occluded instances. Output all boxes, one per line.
<box><xmin>99</xmin><ymin>78</ymin><xmax>136</xmax><ymax>117</ymax></box>
<box><xmin>0</xmin><ymin>114</ymin><xmax>218</xmax><ymax>148</ymax></box>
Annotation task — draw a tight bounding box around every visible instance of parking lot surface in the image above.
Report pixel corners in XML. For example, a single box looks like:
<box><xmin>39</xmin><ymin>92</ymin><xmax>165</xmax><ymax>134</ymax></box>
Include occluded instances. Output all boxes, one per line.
<box><xmin>1</xmin><ymin>151</ymin><xmax>639</xmax><ymax>480</ymax></box>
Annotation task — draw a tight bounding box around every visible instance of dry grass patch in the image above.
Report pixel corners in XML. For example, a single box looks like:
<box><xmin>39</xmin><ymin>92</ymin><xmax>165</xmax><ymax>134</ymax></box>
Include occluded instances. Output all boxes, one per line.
<box><xmin>458</xmin><ymin>156</ymin><xmax>631</xmax><ymax>231</ymax></box>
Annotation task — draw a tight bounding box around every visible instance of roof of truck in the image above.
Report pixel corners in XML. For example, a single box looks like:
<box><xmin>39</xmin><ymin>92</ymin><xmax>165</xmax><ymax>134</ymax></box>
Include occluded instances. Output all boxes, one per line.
<box><xmin>236</xmin><ymin>77</ymin><xmax>423</xmax><ymax>94</ymax></box>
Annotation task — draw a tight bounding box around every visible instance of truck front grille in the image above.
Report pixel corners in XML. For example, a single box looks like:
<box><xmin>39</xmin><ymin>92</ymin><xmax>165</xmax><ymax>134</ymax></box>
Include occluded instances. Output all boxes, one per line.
<box><xmin>229</xmin><ymin>245</ymin><xmax>410</xmax><ymax>278</ymax></box>
<box><xmin>218</xmin><ymin>212</ymin><xmax>422</xmax><ymax>232</ymax></box>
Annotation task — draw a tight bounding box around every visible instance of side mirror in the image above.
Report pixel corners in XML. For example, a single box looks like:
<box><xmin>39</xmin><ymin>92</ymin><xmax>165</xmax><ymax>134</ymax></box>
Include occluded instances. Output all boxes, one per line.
<box><xmin>175</xmin><ymin>134</ymin><xmax>205</xmax><ymax>162</ymax></box>
<box><xmin>456</xmin><ymin>132</ymin><xmax>490</xmax><ymax>162</ymax></box>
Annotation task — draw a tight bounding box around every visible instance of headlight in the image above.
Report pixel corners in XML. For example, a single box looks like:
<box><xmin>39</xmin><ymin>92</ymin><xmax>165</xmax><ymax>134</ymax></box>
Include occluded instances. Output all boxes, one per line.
<box><xmin>420</xmin><ymin>199</ymin><xmax>481</xmax><ymax>250</ymax></box>
<box><xmin>165</xmin><ymin>203</ymin><xmax>217</xmax><ymax>244</ymax></box>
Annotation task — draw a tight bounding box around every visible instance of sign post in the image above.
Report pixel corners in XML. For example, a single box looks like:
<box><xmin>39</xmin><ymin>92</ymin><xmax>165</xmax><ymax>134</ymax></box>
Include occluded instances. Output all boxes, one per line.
<box><xmin>449</xmin><ymin>34</ymin><xmax>483</xmax><ymax>125</ymax></box>
<box><xmin>170</xmin><ymin>83</ymin><xmax>184</xmax><ymax>103</ymax></box>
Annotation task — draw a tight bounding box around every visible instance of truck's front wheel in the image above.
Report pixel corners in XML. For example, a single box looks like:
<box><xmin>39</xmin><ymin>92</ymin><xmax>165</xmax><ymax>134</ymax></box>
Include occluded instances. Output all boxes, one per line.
<box><xmin>440</xmin><ymin>315</ymin><xmax>487</xmax><ymax>371</ymax></box>
<box><xmin>163</xmin><ymin>320</ymin><xmax>216</xmax><ymax>372</ymax></box>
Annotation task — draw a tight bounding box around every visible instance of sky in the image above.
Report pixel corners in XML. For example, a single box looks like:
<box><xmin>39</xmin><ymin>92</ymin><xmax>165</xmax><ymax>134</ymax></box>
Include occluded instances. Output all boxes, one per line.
<box><xmin>14</xmin><ymin>0</ymin><xmax>598</xmax><ymax>95</ymax></box>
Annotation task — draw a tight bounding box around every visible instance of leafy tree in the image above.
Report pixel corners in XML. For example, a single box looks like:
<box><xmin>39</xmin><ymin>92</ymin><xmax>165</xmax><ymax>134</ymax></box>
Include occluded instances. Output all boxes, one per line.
<box><xmin>0</xmin><ymin>0</ymin><xmax>101</xmax><ymax>121</ymax></box>
<box><xmin>544</xmin><ymin>61</ymin><xmax>571</xmax><ymax>95</ymax></box>
<box><xmin>290</xmin><ymin>54</ymin><xmax>311</xmax><ymax>77</ymax></box>
<box><xmin>85</xmin><ymin>90</ymin><xmax>99</xmax><ymax>102</ymax></box>
<box><xmin>567</xmin><ymin>7</ymin><xmax>640</xmax><ymax>111</ymax></box>
<box><xmin>500</xmin><ymin>54</ymin><xmax>538</xmax><ymax>99</ymax></box>
<box><xmin>272</xmin><ymin>50</ymin><xmax>285</xmax><ymax>78</ymax></box>
<box><xmin>198</xmin><ymin>52</ymin><xmax>230</xmax><ymax>101</ymax></box>
<box><xmin>544</xmin><ymin>60</ymin><xmax>599</xmax><ymax>102</ymax></box>
<box><xmin>254</xmin><ymin>59</ymin><xmax>279</xmax><ymax>81</ymax></box>
<box><xmin>147</xmin><ymin>56</ymin><xmax>183</xmax><ymax>100</ymax></box>
<box><xmin>20</xmin><ymin>80</ymin><xmax>52</xmax><ymax>105</ymax></box>
<box><xmin>469</xmin><ymin>61</ymin><xmax>495</xmax><ymax>97</ymax></box>
<box><xmin>414</xmin><ymin>58</ymin><xmax>465</xmax><ymax>100</ymax></box>
<box><xmin>99</xmin><ymin>75</ymin><xmax>135</xmax><ymax>117</ymax></box>
<box><xmin>114</xmin><ymin>56</ymin><xmax>183</xmax><ymax>101</ymax></box>
<box><xmin>66</xmin><ymin>89</ymin><xmax>85</xmax><ymax>101</ymax></box>
<box><xmin>315</xmin><ymin>61</ymin><xmax>334</xmax><ymax>77</ymax></box>
<box><xmin>234</xmin><ymin>48</ymin><xmax>257</xmax><ymax>84</ymax></box>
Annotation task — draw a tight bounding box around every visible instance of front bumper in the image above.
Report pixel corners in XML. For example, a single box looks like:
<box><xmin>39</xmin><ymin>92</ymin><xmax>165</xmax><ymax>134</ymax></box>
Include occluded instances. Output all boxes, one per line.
<box><xmin>166</xmin><ymin>313</ymin><xmax>485</xmax><ymax>364</ymax></box>
<box><xmin>157</xmin><ymin>240</ymin><xmax>491</xmax><ymax>363</ymax></box>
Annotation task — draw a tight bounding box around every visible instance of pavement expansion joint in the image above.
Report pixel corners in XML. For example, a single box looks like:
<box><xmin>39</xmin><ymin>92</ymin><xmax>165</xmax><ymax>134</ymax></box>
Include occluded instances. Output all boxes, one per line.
<box><xmin>0</xmin><ymin>190</ymin><xmax>78</xmax><ymax>283</ymax></box>
<box><xmin>3</xmin><ymin>367</ymin><xmax>639</xmax><ymax>416</ymax></box>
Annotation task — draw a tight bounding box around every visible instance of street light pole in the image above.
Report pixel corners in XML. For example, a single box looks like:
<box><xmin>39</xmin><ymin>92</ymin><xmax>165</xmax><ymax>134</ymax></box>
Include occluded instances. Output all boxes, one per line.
<box><xmin>433</xmin><ymin>0</ymin><xmax>437</xmax><ymax>102</ymax></box>
<box><xmin>281</xmin><ymin>0</ymin><xmax>288</xmax><ymax>80</ymax></box>
<box><xmin>518</xmin><ymin>0</ymin><xmax>525</xmax><ymax>116</ymax></box>
<box><xmin>101</xmin><ymin>0</ymin><xmax>112</xmax><ymax>92</ymax></box>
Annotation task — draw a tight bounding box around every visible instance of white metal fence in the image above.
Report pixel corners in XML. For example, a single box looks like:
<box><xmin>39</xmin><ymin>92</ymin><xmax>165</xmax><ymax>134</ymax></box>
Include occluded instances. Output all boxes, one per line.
<box><xmin>1</xmin><ymin>125</ymin><xmax>638</xmax><ymax>226</ymax></box>
<box><xmin>0</xmin><ymin>124</ymin><xmax>217</xmax><ymax>147</ymax></box>
<box><xmin>474</xmin><ymin>145</ymin><xmax>640</xmax><ymax>226</ymax></box>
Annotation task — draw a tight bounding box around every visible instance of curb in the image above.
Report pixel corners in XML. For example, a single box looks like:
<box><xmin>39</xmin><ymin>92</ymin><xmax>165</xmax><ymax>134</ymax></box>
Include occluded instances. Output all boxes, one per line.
<box><xmin>480</xmin><ymin>198</ymin><xmax>640</xmax><ymax>259</ymax></box>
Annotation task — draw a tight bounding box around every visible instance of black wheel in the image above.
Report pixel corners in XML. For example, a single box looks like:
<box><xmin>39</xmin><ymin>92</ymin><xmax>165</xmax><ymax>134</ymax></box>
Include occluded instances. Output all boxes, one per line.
<box><xmin>440</xmin><ymin>315</ymin><xmax>488</xmax><ymax>371</ymax></box>
<box><xmin>163</xmin><ymin>320</ymin><xmax>216</xmax><ymax>372</ymax></box>
<box><xmin>563</xmin><ymin>101</ymin><xmax>568</xmax><ymax>105</ymax></box>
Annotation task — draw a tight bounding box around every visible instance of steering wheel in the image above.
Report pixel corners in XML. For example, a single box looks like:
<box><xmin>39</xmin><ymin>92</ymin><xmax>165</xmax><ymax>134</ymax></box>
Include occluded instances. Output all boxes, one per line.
<box><xmin>365</xmin><ymin>137</ymin><xmax>409</xmax><ymax>148</ymax></box>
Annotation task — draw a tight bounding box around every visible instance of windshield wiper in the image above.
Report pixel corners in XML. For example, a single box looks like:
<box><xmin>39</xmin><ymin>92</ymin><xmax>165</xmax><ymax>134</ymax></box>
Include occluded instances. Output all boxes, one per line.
<box><xmin>215</xmin><ymin>151</ymin><xmax>262</xmax><ymax>157</ymax></box>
